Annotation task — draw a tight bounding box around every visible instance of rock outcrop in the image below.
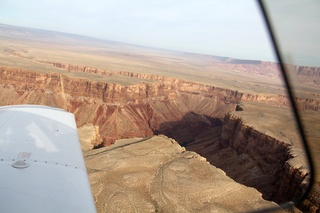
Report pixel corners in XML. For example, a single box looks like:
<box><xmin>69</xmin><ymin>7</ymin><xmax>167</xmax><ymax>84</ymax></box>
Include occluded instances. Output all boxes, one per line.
<box><xmin>78</xmin><ymin>124</ymin><xmax>103</xmax><ymax>151</ymax></box>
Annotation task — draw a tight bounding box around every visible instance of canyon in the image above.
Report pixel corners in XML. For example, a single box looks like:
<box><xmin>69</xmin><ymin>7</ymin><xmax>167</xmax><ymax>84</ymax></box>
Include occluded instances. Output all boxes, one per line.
<box><xmin>1</xmin><ymin>24</ymin><xmax>320</xmax><ymax>212</ymax></box>
<box><xmin>0</xmin><ymin>65</ymin><xmax>319</xmax><ymax>212</ymax></box>
<box><xmin>1</xmin><ymin>66</ymin><xmax>319</xmax><ymax>145</ymax></box>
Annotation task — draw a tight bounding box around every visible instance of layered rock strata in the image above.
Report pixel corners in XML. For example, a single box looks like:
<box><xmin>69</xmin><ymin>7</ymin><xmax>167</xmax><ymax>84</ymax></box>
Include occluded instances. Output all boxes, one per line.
<box><xmin>0</xmin><ymin>66</ymin><xmax>318</xmax><ymax>211</ymax></box>
<box><xmin>0</xmin><ymin>67</ymin><xmax>241</xmax><ymax>144</ymax></box>
<box><xmin>50</xmin><ymin>60</ymin><xmax>320</xmax><ymax>87</ymax></box>
<box><xmin>49</xmin><ymin>62</ymin><xmax>320</xmax><ymax>110</ymax></box>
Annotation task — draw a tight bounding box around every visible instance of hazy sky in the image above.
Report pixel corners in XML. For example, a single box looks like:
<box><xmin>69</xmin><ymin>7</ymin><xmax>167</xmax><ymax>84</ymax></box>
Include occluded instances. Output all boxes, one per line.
<box><xmin>264</xmin><ymin>0</ymin><xmax>320</xmax><ymax>67</ymax></box>
<box><xmin>0</xmin><ymin>0</ymin><xmax>301</xmax><ymax>63</ymax></box>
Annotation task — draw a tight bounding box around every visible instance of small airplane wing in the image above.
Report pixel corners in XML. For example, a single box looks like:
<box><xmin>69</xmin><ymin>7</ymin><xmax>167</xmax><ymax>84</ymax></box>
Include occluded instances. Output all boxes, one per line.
<box><xmin>0</xmin><ymin>105</ymin><xmax>96</xmax><ymax>213</ymax></box>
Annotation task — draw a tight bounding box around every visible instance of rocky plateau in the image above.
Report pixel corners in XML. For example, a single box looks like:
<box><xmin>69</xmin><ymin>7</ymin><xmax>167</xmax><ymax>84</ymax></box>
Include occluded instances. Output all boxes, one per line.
<box><xmin>84</xmin><ymin>135</ymin><xmax>282</xmax><ymax>212</ymax></box>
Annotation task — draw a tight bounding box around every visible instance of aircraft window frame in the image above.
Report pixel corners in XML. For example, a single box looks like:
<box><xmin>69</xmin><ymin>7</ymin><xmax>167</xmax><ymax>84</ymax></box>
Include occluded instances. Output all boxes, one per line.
<box><xmin>258</xmin><ymin>0</ymin><xmax>315</xmax><ymax>211</ymax></box>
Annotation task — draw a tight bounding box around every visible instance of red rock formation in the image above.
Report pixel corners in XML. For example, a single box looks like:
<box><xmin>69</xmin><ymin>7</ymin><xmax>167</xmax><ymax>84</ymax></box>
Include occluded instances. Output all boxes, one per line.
<box><xmin>1</xmin><ymin>65</ymin><xmax>318</xmax><ymax>211</ymax></box>
<box><xmin>1</xmin><ymin>66</ymin><xmax>319</xmax><ymax>146</ymax></box>
<box><xmin>0</xmin><ymin>67</ymin><xmax>238</xmax><ymax>145</ymax></box>
<box><xmin>47</xmin><ymin>62</ymin><xmax>320</xmax><ymax>111</ymax></box>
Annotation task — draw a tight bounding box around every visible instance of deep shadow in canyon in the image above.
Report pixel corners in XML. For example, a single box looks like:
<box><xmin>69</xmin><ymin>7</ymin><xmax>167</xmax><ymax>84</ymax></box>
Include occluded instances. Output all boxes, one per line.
<box><xmin>154</xmin><ymin>112</ymin><xmax>282</xmax><ymax>201</ymax></box>
<box><xmin>154</xmin><ymin>112</ymin><xmax>223</xmax><ymax>146</ymax></box>
<box><xmin>154</xmin><ymin>111</ymin><xmax>309</xmax><ymax>206</ymax></box>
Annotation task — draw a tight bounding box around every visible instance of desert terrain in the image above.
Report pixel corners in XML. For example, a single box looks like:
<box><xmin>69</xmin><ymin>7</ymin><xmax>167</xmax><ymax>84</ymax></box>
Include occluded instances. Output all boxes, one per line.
<box><xmin>0</xmin><ymin>23</ymin><xmax>319</xmax><ymax>212</ymax></box>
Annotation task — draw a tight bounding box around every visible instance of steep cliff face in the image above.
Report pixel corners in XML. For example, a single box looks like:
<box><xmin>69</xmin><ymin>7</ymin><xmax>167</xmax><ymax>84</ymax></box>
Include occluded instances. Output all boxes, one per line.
<box><xmin>40</xmin><ymin>62</ymin><xmax>320</xmax><ymax>111</ymax></box>
<box><xmin>185</xmin><ymin>102</ymin><xmax>318</xmax><ymax>212</ymax></box>
<box><xmin>1</xmin><ymin>66</ymin><xmax>319</xmax><ymax>146</ymax></box>
<box><xmin>51</xmin><ymin>62</ymin><xmax>109</xmax><ymax>75</ymax></box>
<box><xmin>220</xmin><ymin>114</ymin><xmax>310</xmax><ymax>206</ymax></box>
<box><xmin>0</xmin><ymin>67</ymin><xmax>239</xmax><ymax>145</ymax></box>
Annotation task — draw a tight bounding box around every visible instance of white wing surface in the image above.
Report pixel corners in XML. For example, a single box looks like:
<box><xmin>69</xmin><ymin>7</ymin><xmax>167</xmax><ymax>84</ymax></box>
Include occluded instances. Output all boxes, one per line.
<box><xmin>0</xmin><ymin>105</ymin><xmax>96</xmax><ymax>213</ymax></box>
